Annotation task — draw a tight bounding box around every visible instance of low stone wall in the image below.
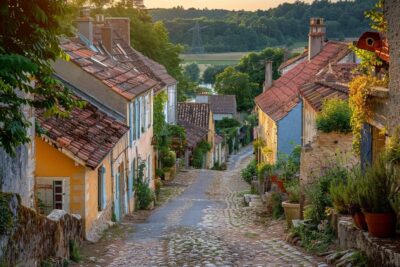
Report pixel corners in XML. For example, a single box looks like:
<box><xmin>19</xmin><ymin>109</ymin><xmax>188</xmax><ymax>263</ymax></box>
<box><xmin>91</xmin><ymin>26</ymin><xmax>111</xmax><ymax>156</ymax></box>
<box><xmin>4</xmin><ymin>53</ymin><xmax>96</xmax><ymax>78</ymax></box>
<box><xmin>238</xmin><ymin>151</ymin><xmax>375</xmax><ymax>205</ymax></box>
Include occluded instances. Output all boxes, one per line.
<box><xmin>338</xmin><ymin>217</ymin><xmax>400</xmax><ymax>267</ymax></box>
<box><xmin>300</xmin><ymin>132</ymin><xmax>358</xmax><ymax>186</ymax></box>
<box><xmin>0</xmin><ymin>193</ymin><xmax>83</xmax><ymax>266</ymax></box>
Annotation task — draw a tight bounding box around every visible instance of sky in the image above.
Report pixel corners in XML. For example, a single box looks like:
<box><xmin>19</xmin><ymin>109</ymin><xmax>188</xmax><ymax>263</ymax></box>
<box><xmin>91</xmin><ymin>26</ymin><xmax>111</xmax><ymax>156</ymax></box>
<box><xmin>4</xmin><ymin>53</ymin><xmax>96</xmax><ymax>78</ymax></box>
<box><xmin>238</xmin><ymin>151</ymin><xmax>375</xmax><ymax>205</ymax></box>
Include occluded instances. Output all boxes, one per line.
<box><xmin>146</xmin><ymin>0</ymin><xmax>315</xmax><ymax>11</ymax></box>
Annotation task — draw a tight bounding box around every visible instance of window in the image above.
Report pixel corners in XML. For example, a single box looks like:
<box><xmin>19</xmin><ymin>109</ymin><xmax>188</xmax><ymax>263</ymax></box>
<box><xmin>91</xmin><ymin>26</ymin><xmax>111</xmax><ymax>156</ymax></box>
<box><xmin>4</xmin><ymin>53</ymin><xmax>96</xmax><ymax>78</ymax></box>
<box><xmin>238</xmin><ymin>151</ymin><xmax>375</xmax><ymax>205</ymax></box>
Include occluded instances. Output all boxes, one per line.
<box><xmin>146</xmin><ymin>94</ymin><xmax>151</xmax><ymax>129</ymax></box>
<box><xmin>135</xmin><ymin>99</ymin><xmax>140</xmax><ymax>140</ymax></box>
<box><xmin>129</xmin><ymin>102</ymin><xmax>134</xmax><ymax>145</ymax></box>
<box><xmin>140</xmin><ymin>96</ymin><xmax>145</xmax><ymax>134</ymax></box>
<box><xmin>98</xmin><ymin>166</ymin><xmax>106</xmax><ymax>211</ymax></box>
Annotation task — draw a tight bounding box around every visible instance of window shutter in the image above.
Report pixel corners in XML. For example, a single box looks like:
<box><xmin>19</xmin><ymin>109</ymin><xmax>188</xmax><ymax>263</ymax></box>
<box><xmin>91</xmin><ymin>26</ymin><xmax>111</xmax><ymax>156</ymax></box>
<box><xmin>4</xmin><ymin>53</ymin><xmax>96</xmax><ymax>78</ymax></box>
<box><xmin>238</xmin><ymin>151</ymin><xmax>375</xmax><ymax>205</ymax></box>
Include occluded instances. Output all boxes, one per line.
<box><xmin>101</xmin><ymin>166</ymin><xmax>106</xmax><ymax>210</ymax></box>
<box><xmin>129</xmin><ymin>103</ymin><xmax>134</xmax><ymax>146</ymax></box>
<box><xmin>135</xmin><ymin>99</ymin><xmax>140</xmax><ymax>139</ymax></box>
<box><xmin>142</xmin><ymin>96</ymin><xmax>146</xmax><ymax>134</ymax></box>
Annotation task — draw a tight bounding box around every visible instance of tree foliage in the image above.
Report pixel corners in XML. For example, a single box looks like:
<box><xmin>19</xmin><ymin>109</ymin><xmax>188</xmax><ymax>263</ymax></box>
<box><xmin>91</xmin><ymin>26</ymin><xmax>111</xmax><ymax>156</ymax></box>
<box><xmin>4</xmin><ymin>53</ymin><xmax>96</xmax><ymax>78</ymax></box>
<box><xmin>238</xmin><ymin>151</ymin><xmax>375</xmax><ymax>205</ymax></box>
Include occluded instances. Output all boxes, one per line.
<box><xmin>149</xmin><ymin>0</ymin><xmax>377</xmax><ymax>53</ymax></box>
<box><xmin>0</xmin><ymin>0</ymin><xmax>82</xmax><ymax>155</ymax></box>
<box><xmin>183</xmin><ymin>63</ymin><xmax>200</xmax><ymax>82</ymax></box>
<box><xmin>236</xmin><ymin>47</ymin><xmax>284</xmax><ymax>90</ymax></box>
<box><xmin>201</xmin><ymin>65</ymin><xmax>227</xmax><ymax>84</ymax></box>
<box><xmin>214</xmin><ymin>67</ymin><xmax>258</xmax><ymax>112</ymax></box>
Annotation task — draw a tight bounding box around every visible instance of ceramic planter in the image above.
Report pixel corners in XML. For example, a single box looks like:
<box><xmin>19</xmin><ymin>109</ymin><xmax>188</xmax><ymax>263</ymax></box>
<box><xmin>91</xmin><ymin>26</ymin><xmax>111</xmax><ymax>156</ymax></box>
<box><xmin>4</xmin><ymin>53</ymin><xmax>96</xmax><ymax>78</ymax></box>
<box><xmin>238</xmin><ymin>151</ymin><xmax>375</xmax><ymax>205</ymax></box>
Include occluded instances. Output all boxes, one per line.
<box><xmin>364</xmin><ymin>212</ymin><xmax>396</xmax><ymax>238</ymax></box>
<box><xmin>352</xmin><ymin>212</ymin><xmax>368</xmax><ymax>231</ymax></box>
<box><xmin>282</xmin><ymin>201</ymin><xmax>300</xmax><ymax>228</ymax></box>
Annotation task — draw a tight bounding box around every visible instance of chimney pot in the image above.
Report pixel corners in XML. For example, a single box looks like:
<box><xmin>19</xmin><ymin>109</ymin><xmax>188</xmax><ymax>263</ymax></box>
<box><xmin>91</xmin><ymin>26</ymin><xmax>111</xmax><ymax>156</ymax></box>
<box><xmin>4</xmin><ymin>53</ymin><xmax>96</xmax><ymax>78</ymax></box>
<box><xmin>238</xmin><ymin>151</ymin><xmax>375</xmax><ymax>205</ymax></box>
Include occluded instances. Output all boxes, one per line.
<box><xmin>308</xmin><ymin>17</ymin><xmax>326</xmax><ymax>61</ymax></box>
<box><xmin>263</xmin><ymin>61</ymin><xmax>273</xmax><ymax>92</ymax></box>
<box><xmin>101</xmin><ymin>24</ymin><xmax>113</xmax><ymax>52</ymax></box>
<box><xmin>76</xmin><ymin>7</ymin><xmax>94</xmax><ymax>45</ymax></box>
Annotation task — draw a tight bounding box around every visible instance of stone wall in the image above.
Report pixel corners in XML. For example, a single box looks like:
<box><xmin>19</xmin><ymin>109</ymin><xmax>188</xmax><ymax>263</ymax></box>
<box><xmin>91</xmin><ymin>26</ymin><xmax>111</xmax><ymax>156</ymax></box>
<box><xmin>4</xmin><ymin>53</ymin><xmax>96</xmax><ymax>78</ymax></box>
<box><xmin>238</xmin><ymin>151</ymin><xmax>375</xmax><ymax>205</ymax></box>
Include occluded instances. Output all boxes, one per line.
<box><xmin>0</xmin><ymin>104</ymin><xmax>35</xmax><ymax>208</ymax></box>
<box><xmin>0</xmin><ymin>193</ymin><xmax>83</xmax><ymax>266</ymax></box>
<box><xmin>300</xmin><ymin>132</ymin><xmax>358</xmax><ymax>186</ymax></box>
<box><xmin>386</xmin><ymin>0</ymin><xmax>400</xmax><ymax>132</ymax></box>
<box><xmin>338</xmin><ymin>217</ymin><xmax>400</xmax><ymax>267</ymax></box>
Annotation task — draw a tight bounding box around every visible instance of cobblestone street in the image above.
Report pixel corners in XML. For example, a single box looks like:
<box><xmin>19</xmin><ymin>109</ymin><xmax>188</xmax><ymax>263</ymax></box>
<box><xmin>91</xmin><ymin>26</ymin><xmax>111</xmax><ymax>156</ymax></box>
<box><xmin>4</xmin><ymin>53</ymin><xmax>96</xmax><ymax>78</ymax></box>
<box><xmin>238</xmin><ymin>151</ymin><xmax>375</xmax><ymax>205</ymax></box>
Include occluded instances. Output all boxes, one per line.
<box><xmin>77</xmin><ymin>147</ymin><xmax>320</xmax><ymax>267</ymax></box>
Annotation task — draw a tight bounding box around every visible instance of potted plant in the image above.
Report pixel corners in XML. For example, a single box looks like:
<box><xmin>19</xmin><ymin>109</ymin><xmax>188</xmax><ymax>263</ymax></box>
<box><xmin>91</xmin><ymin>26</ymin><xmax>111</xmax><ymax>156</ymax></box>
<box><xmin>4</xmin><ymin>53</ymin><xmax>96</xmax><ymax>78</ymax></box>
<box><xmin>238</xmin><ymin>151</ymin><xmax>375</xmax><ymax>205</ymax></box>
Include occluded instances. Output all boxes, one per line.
<box><xmin>330</xmin><ymin>169</ymin><xmax>368</xmax><ymax>230</ymax></box>
<box><xmin>282</xmin><ymin>179</ymin><xmax>301</xmax><ymax>228</ymax></box>
<box><xmin>357</xmin><ymin>159</ymin><xmax>397</xmax><ymax>238</ymax></box>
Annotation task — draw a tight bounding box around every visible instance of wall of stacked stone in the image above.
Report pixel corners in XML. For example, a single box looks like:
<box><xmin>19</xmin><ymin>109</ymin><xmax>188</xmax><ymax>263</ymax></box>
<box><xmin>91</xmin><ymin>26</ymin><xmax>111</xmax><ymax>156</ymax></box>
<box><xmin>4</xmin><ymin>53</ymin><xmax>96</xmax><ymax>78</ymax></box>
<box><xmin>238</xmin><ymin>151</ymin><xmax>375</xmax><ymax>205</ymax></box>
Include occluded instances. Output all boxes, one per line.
<box><xmin>0</xmin><ymin>193</ymin><xmax>83</xmax><ymax>266</ymax></box>
<box><xmin>85</xmin><ymin>203</ymin><xmax>113</xmax><ymax>243</ymax></box>
<box><xmin>386</xmin><ymin>0</ymin><xmax>400</xmax><ymax>132</ymax></box>
<box><xmin>300</xmin><ymin>132</ymin><xmax>358</xmax><ymax>187</ymax></box>
<box><xmin>338</xmin><ymin>217</ymin><xmax>400</xmax><ymax>267</ymax></box>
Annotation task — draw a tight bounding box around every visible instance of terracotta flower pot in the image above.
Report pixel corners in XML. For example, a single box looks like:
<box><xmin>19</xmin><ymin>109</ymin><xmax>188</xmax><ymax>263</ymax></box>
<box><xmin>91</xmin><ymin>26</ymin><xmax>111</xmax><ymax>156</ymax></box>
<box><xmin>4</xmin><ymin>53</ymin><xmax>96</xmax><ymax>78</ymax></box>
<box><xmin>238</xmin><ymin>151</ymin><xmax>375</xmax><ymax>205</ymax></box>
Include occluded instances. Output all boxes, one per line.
<box><xmin>270</xmin><ymin>175</ymin><xmax>278</xmax><ymax>183</ymax></box>
<box><xmin>352</xmin><ymin>212</ymin><xmax>368</xmax><ymax>231</ymax></box>
<box><xmin>282</xmin><ymin>201</ymin><xmax>300</xmax><ymax>228</ymax></box>
<box><xmin>364</xmin><ymin>212</ymin><xmax>396</xmax><ymax>238</ymax></box>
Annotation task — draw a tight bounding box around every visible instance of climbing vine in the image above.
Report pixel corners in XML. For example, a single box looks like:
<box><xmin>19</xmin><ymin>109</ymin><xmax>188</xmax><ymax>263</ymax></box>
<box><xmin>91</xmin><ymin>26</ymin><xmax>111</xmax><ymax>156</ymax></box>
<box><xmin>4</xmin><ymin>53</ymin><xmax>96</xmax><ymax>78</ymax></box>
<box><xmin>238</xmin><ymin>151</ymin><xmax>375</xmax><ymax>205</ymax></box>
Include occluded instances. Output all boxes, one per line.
<box><xmin>192</xmin><ymin>140</ymin><xmax>212</xmax><ymax>169</ymax></box>
<box><xmin>349</xmin><ymin>75</ymin><xmax>388</xmax><ymax>153</ymax></box>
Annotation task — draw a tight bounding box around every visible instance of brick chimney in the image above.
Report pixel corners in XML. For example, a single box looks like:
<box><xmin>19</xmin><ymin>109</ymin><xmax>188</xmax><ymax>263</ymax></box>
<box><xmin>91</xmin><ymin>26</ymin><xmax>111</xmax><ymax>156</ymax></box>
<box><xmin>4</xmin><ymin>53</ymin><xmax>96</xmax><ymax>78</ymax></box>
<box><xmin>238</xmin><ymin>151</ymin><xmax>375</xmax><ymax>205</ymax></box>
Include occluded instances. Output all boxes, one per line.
<box><xmin>104</xmin><ymin>18</ymin><xmax>131</xmax><ymax>46</ymax></box>
<box><xmin>263</xmin><ymin>61</ymin><xmax>273</xmax><ymax>92</ymax></box>
<box><xmin>308</xmin><ymin>18</ymin><xmax>326</xmax><ymax>60</ymax></box>
<box><xmin>76</xmin><ymin>7</ymin><xmax>94</xmax><ymax>45</ymax></box>
<box><xmin>101</xmin><ymin>22</ymin><xmax>113</xmax><ymax>52</ymax></box>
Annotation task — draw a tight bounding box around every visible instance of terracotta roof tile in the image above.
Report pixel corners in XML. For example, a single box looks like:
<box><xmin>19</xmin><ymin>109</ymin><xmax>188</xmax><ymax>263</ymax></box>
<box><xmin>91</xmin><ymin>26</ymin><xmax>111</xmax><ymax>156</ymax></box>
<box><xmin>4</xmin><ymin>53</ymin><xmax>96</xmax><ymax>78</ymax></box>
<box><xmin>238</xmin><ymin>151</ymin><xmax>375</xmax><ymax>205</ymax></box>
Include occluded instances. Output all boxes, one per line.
<box><xmin>208</xmin><ymin>95</ymin><xmax>237</xmax><ymax>115</ymax></box>
<box><xmin>177</xmin><ymin>103</ymin><xmax>210</xmax><ymax>129</ymax></box>
<box><xmin>36</xmin><ymin>94</ymin><xmax>129</xmax><ymax>169</ymax></box>
<box><xmin>60</xmin><ymin>38</ymin><xmax>158</xmax><ymax>100</ymax></box>
<box><xmin>255</xmin><ymin>41</ymin><xmax>351</xmax><ymax>121</ymax></box>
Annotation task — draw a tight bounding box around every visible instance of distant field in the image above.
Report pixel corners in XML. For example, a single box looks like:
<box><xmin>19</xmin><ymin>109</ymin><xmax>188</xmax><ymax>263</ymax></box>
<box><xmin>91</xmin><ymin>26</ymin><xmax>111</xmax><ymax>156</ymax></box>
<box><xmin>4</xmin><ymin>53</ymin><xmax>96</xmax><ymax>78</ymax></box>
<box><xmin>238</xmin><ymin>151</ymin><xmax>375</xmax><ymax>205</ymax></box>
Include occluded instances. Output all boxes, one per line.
<box><xmin>181</xmin><ymin>52</ymin><xmax>251</xmax><ymax>65</ymax></box>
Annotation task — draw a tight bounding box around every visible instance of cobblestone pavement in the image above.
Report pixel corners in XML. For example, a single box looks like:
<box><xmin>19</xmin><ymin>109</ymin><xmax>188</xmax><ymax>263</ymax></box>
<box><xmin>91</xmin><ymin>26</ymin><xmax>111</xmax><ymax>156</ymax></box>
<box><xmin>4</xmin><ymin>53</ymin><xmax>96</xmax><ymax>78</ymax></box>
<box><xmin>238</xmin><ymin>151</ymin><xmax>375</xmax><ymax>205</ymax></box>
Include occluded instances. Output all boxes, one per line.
<box><xmin>79</xmin><ymin>147</ymin><xmax>321</xmax><ymax>267</ymax></box>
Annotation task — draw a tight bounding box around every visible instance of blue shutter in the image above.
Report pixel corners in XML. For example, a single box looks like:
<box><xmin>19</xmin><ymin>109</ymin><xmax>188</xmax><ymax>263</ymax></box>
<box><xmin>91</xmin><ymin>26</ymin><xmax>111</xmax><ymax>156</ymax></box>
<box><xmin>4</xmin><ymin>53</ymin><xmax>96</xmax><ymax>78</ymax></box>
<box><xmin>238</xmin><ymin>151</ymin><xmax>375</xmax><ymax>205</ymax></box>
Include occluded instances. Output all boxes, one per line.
<box><xmin>129</xmin><ymin>103</ymin><xmax>134</xmax><ymax>146</ymax></box>
<box><xmin>128</xmin><ymin>165</ymin><xmax>133</xmax><ymax>199</ymax></box>
<box><xmin>101</xmin><ymin>166</ymin><xmax>106</xmax><ymax>210</ymax></box>
<box><xmin>361</xmin><ymin>123</ymin><xmax>373</xmax><ymax>171</ymax></box>
<box><xmin>135</xmin><ymin>99</ymin><xmax>140</xmax><ymax>139</ymax></box>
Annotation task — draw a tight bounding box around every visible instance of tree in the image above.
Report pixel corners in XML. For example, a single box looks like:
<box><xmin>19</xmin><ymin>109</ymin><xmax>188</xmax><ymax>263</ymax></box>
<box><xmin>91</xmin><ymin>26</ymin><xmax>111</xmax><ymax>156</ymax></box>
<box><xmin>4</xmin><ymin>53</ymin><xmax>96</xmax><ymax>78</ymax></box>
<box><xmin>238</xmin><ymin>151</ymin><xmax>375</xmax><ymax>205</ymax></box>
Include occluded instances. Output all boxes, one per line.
<box><xmin>0</xmin><ymin>0</ymin><xmax>81</xmax><ymax>155</ymax></box>
<box><xmin>184</xmin><ymin>63</ymin><xmax>200</xmax><ymax>82</ymax></box>
<box><xmin>235</xmin><ymin>47</ymin><xmax>284</xmax><ymax>96</ymax></box>
<box><xmin>202</xmin><ymin>65</ymin><xmax>227</xmax><ymax>84</ymax></box>
<box><xmin>215</xmin><ymin>67</ymin><xmax>258</xmax><ymax>112</ymax></box>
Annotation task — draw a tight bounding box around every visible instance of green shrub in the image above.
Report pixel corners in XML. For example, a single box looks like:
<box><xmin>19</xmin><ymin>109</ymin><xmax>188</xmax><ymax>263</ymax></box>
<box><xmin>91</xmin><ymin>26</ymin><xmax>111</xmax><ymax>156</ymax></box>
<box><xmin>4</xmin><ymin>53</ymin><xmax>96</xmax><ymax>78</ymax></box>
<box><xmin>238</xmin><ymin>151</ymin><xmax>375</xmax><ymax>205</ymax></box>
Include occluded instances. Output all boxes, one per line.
<box><xmin>241</xmin><ymin>160</ymin><xmax>257</xmax><ymax>184</ymax></box>
<box><xmin>270</xmin><ymin>192</ymin><xmax>284</xmax><ymax>219</ymax></box>
<box><xmin>155</xmin><ymin>178</ymin><xmax>163</xmax><ymax>198</ymax></box>
<box><xmin>69</xmin><ymin>239</ymin><xmax>81</xmax><ymax>262</ymax></box>
<box><xmin>136</xmin><ymin>163</ymin><xmax>155</xmax><ymax>210</ymax></box>
<box><xmin>156</xmin><ymin>168</ymin><xmax>165</xmax><ymax>179</ymax></box>
<box><xmin>162</xmin><ymin>150</ymin><xmax>176</xmax><ymax>168</ymax></box>
<box><xmin>357</xmin><ymin>158</ymin><xmax>397</xmax><ymax>213</ymax></box>
<box><xmin>212</xmin><ymin>162</ymin><xmax>227</xmax><ymax>171</ymax></box>
<box><xmin>286</xmin><ymin>179</ymin><xmax>300</xmax><ymax>204</ymax></box>
<box><xmin>316</xmin><ymin>98</ymin><xmax>352</xmax><ymax>133</ymax></box>
<box><xmin>291</xmin><ymin>222</ymin><xmax>334</xmax><ymax>254</ymax></box>
<box><xmin>192</xmin><ymin>141</ymin><xmax>212</xmax><ymax>168</ymax></box>
<box><xmin>306</xmin><ymin>164</ymin><xmax>348</xmax><ymax>224</ymax></box>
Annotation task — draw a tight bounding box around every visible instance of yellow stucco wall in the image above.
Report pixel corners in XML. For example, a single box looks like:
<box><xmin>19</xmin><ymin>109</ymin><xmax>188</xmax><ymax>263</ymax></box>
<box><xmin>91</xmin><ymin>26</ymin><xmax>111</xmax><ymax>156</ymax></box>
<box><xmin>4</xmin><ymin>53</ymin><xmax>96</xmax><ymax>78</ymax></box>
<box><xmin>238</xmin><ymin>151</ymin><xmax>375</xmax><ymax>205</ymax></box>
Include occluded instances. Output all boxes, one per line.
<box><xmin>35</xmin><ymin>137</ymin><xmax>113</xmax><ymax>236</ymax></box>
<box><xmin>207</xmin><ymin>111</ymin><xmax>216</xmax><ymax>168</ymax></box>
<box><xmin>257</xmin><ymin>107</ymin><xmax>278</xmax><ymax>164</ymax></box>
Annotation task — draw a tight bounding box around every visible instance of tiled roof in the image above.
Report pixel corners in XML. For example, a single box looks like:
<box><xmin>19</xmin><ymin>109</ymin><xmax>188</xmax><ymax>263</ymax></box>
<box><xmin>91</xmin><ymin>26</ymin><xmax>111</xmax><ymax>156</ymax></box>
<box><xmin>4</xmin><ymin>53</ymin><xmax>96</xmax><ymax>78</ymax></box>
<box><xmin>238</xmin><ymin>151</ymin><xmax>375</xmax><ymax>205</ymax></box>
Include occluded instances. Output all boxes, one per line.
<box><xmin>279</xmin><ymin>50</ymin><xmax>308</xmax><ymax>71</ymax></box>
<box><xmin>177</xmin><ymin>103</ymin><xmax>210</xmax><ymax>129</ymax></box>
<box><xmin>93</xmin><ymin>25</ymin><xmax>176</xmax><ymax>92</ymax></box>
<box><xmin>60</xmin><ymin>38</ymin><xmax>159</xmax><ymax>100</ymax></box>
<box><xmin>208</xmin><ymin>95</ymin><xmax>237</xmax><ymax>115</ymax></box>
<box><xmin>178</xmin><ymin>120</ymin><xmax>208</xmax><ymax>149</ymax></box>
<box><xmin>36</xmin><ymin>95</ymin><xmax>129</xmax><ymax>169</ymax></box>
<box><xmin>255</xmin><ymin>41</ymin><xmax>351</xmax><ymax>121</ymax></box>
<box><xmin>300</xmin><ymin>63</ymin><xmax>358</xmax><ymax>112</ymax></box>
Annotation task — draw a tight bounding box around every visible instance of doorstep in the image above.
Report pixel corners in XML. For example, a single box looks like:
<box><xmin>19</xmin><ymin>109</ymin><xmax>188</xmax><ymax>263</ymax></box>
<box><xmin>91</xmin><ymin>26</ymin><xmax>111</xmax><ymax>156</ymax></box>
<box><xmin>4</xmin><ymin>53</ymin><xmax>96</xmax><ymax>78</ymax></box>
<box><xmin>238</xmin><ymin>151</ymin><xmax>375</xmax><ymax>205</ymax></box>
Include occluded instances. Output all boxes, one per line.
<box><xmin>338</xmin><ymin>216</ymin><xmax>400</xmax><ymax>266</ymax></box>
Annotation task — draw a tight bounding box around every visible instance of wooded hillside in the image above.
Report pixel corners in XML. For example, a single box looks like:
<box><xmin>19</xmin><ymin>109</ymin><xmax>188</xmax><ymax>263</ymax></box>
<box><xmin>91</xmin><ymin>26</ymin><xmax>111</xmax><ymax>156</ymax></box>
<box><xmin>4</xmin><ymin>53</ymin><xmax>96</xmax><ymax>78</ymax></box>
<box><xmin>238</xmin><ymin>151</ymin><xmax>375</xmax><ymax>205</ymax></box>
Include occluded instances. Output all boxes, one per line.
<box><xmin>149</xmin><ymin>0</ymin><xmax>377</xmax><ymax>53</ymax></box>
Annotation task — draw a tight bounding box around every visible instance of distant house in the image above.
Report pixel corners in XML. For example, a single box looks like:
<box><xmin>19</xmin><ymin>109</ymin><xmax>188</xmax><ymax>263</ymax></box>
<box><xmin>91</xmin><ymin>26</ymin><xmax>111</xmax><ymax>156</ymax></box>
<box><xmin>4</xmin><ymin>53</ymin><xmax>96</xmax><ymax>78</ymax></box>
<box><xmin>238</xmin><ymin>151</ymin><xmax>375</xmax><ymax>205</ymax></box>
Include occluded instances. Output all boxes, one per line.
<box><xmin>35</xmin><ymin>94</ymin><xmax>129</xmax><ymax>241</ymax></box>
<box><xmin>177</xmin><ymin>103</ymin><xmax>217</xmax><ymax>168</ymax></box>
<box><xmin>195</xmin><ymin>94</ymin><xmax>237</xmax><ymax>121</ymax></box>
<box><xmin>254</xmin><ymin>18</ymin><xmax>356</xmax><ymax>164</ymax></box>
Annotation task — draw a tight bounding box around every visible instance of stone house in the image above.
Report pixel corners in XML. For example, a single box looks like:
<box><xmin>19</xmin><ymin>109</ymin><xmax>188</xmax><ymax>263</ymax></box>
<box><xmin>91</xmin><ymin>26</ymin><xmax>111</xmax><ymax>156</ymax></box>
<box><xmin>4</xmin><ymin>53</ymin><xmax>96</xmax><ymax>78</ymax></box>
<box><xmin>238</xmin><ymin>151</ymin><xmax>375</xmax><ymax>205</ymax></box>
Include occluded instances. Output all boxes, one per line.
<box><xmin>177</xmin><ymin>103</ymin><xmax>217</xmax><ymax>168</ymax></box>
<box><xmin>52</xmin><ymin>10</ymin><xmax>176</xmax><ymax>221</ymax></box>
<box><xmin>254</xmin><ymin>18</ymin><xmax>356</xmax><ymax>164</ymax></box>
<box><xmin>35</xmin><ymin>94</ymin><xmax>129</xmax><ymax>241</ymax></box>
<box><xmin>195</xmin><ymin>94</ymin><xmax>237</xmax><ymax>121</ymax></box>
<box><xmin>299</xmin><ymin>63</ymin><xmax>360</xmax><ymax>185</ymax></box>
